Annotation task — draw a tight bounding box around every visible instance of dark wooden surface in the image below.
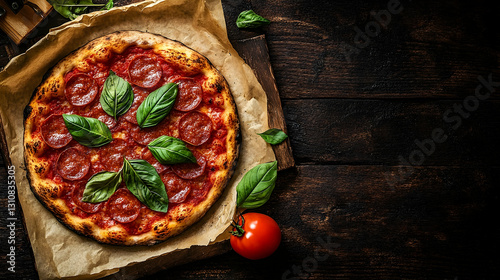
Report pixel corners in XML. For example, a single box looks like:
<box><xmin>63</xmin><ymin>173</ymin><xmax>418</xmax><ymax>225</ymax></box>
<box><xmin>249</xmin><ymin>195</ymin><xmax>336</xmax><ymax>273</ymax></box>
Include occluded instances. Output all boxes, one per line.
<box><xmin>1</xmin><ymin>0</ymin><xmax>500</xmax><ymax>279</ymax></box>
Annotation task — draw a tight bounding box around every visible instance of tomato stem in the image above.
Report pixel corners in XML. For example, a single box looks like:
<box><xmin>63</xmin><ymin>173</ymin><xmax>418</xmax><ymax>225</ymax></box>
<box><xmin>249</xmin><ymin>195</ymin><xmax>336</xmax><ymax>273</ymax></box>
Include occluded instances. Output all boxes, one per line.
<box><xmin>230</xmin><ymin>213</ymin><xmax>245</xmax><ymax>237</ymax></box>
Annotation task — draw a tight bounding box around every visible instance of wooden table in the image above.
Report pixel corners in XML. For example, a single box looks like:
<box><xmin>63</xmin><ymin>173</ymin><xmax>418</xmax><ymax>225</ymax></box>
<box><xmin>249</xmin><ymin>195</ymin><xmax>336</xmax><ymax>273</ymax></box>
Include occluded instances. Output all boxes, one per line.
<box><xmin>1</xmin><ymin>0</ymin><xmax>499</xmax><ymax>279</ymax></box>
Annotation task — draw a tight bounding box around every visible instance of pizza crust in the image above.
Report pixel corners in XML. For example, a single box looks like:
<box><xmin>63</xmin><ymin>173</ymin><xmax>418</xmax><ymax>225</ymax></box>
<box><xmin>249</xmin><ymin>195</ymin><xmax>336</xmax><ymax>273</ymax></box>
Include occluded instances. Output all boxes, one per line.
<box><xmin>24</xmin><ymin>31</ymin><xmax>240</xmax><ymax>245</ymax></box>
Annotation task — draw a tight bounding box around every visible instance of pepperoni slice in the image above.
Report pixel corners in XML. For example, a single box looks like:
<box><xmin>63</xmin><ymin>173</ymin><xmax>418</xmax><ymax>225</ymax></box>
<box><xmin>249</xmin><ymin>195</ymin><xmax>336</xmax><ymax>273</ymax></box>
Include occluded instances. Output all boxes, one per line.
<box><xmin>41</xmin><ymin>114</ymin><xmax>72</xmax><ymax>149</ymax></box>
<box><xmin>72</xmin><ymin>183</ymin><xmax>103</xmax><ymax>213</ymax></box>
<box><xmin>178</xmin><ymin>111</ymin><xmax>213</xmax><ymax>146</ymax></box>
<box><xmin>214</xmin><ymin>128</ymin><xmax>227</xmax><ymax>139</ymax></box>
<box><xmin>141</xmin><ymin>149</ymin><xmax>169</xmax><ymax>174</ymax></box>
<box><xmin>96</xmin><ymin>113</ymin><xmax>118</xmax><ymax>130</ymax></box>
<box><xmin>98</xmin><ymin>139</ymin><xmax>130</xmax><ymax>172</ymax></box>
<box><xmin>173</xmin><ymin>78</ymin><xmax>202</xmax><ymax>112</ymax></box>
<box><xmin>127</xmin><ymin>205</ymin><xmax>155</xmax><ymax>235</ymax></box>
<box><xmin>160</xmin><ymin>170</ymin><xmax>191</xmax><ymax>204</ymax></box>
<box><xmin>128</xmin><ymin>55</ymin><xmax>162</xmax><ymax>88</ymax></box>
<box><xmin>130</xmin><ymin>125</ymin><xmax>157</xmax><ymax>146</ymax></box>
<box><xmin>122</xmin><ymin>86</ymin><xmax>148</xmax><ymax>125</ymax></box>
<box><xmin>130</xmin><ymin>117</ymin><xmax>172</xmax><ymax>146</ymax></box>
<box><xmin>89</xmin><ymin>103</ymin><xmax>117</xmax><ymax>129</ymax></box>
<box><xmin>56</xmin><ymin>147</ymin><xmax>90</xmax><ymax>181</ymax></box>
<box><xmin>107</xmin><ymin>188</ymin><xmax>141</xmax><ymax>223</ymax></box>
<box><xmin>189</xmin><ymin>175</ymin><xmax>209</xmax><ymax>201</ymax></box>
<box><xmin>65</xmin><ymin>73</ymin><xmax>98</xmax><ymax>106</ymax></box>
<box><xmin>171</xmin><ymin>151</ymin><xmax>206</xmax><ymax>180</ymax></box>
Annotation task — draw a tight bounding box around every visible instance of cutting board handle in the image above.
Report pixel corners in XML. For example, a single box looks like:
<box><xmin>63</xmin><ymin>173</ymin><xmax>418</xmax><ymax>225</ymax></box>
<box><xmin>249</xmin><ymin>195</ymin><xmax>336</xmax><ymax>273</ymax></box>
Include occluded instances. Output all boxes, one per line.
<box><xmin>0</xmin><ymin>0</ymin><xmax>53</xmax><ymax>44</ymax></box>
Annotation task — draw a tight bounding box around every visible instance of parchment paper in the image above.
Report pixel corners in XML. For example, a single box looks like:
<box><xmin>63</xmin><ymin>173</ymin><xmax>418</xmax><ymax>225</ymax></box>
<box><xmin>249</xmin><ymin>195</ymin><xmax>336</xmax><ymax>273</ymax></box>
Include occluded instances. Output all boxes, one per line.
<box><xmin>0</xmin><ymin>0</ymin><xmax>275</xmax><ymax>279</ymax></box>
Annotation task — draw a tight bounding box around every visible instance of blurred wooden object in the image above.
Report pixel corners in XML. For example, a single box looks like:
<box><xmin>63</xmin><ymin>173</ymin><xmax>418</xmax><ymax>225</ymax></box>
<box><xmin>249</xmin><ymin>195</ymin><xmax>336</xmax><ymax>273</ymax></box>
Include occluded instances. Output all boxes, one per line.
<box><xmin>0</xmin><ymin>0</ymin><xmax>52</xmax><ymax>44</ymax></box>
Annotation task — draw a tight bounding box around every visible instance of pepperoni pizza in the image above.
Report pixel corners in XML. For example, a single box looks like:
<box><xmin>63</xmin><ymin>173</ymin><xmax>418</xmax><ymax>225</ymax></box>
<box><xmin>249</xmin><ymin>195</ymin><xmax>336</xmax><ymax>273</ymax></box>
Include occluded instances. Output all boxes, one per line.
<box><xmin>23</xmin><ymin>31</ymin><xmax>240</xmax><ymax>245</ymax></box>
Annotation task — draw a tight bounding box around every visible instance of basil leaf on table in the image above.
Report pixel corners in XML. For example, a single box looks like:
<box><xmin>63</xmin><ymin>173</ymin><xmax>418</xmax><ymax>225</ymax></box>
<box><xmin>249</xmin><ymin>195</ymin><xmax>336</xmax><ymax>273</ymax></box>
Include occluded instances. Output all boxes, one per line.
<box><xmin>100</xmin><ymin>71</ymin><xmax>133</xmax><ymax>119</ymax></box>
<box><xmin>148</xmin><ymin>136</ymin><xmax>196</xmax><ymax>164</ymax></box>
<box><xmin>123</xmin><ymin>159</ymin><xmax>169</xmax><ymax>212</ymax></box>
<box><xmin>82</xmin><ymin>171</ymin><xmax>122</xmax><ymax>203</ymax></box>
<box><xmin>236</xmin><ymin>10</ymin><xmax>271</xmax><ymax>29</ymax></box>
<box><xmin>48</xmin><ymin>0</ymin><xmax>106</xmax><ymax>20</ymax></box>
<box><xmin>258</xmin><ymin>128</ymin><xmax>288</xmax><ymax>145</ymax></box>
<box><xmin>102</xmin><ymin>0</ymin><xmax>113</xmax><ymax>10</ymax></box>
<box><xmin>136</xmin><ymin>83</ymin><xmax>178</xmax><ymax>128</ymax></box>
<box><xmin>236</xmin><ymin>161</ymin><xmax>278</xmax><ymax>209</ymax></box>
<box><xmin>62</xmin><ymin>114</ymin><xmax>112</xmax><ymax>147</ymax></box>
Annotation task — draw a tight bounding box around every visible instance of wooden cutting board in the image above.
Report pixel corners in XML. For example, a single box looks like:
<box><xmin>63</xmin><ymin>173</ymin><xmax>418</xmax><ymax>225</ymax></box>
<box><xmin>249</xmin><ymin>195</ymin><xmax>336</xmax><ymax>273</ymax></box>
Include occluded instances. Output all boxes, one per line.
<box><xmin>0</xmin><ymin>34</ymin><xmax>294</xmax><ymax>279</ymax></box>
<box><xmin>0</xmin><ymin>2</ymin><xmax>293</xmax><ymax>279</ymax></box>
<box><xmin>233</xmin><ymin>35</ymin><xmax>295</xmax><ymax>171</ymax></box>
<box><xmin>0</xmin><ymin>0</ymin><xmax>53</xmax><ymax>44</ymax></box>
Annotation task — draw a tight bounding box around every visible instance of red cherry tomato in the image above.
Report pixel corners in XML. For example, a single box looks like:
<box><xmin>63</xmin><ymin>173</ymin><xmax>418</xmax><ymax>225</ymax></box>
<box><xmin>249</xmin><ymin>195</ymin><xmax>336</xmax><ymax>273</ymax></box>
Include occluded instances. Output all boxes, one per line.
<box><xmin>230</xmin><ymin>213</ymin><xmax>281</xmax><ymax>260</ymax></box>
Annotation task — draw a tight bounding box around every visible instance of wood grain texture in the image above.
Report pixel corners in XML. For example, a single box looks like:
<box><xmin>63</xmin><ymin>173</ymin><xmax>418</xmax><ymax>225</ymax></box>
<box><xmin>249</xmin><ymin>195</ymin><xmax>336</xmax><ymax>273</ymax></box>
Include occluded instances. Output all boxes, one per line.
<box><xmin>283</xmin><ymin>99</ymin><xmax>500</xmax><ymax>166</ymax></box>
<box><xmin>251</xmin><ymin>0</ymin><xmax>500</xmax><ymax>100</ymax></box>
<box><xmin>143</xmin><ymin>165</ymin><xmax>500</xmax><ymax>279</ymax></box>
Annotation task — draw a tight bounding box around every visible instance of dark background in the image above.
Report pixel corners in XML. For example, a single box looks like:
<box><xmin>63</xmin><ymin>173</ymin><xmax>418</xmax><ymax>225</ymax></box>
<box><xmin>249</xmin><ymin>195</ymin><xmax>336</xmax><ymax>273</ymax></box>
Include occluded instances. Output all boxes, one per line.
<box><xmin>1</xmin><ymin>0</ymin><xmax>499</xmax><ymax>279</ymax></box>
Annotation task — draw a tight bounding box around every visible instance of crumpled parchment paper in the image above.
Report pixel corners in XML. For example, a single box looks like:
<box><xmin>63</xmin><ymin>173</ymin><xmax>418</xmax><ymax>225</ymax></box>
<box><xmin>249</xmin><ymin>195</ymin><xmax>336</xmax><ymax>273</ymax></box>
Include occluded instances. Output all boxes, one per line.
<box><xmin>0</xmin><ymin>0</ymin><xmax>275</xmax><ymax>278</ymax></box>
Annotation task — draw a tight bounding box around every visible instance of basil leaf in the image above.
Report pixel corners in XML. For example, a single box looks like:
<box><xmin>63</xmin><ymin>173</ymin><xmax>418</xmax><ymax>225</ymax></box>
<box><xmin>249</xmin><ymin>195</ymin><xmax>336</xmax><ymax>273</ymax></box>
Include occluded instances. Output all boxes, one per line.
<box><xmin>236</xmin><ymin>10</ymin><xmax>271</xmax><ymax>29</ymax></box>
<box><xmin>258</xmin><ymin>128</ymin><xmax>288</xmax><ymax>145</ymax></box>
<box><xmin>100</xmin><ymin>71</ymin><xmax>133</xmax><ymax>119</ymax></box>
<box><xmin>49</xmin><ymin>0</ymin><xmax>79</xmax><ymax>20</ymax></box>
<box><xmin>236</xmin><ymin>161</ymin><xmax>278</xmax><ymax>209</ymax></box>
<box><xmin>123</xmin><ymin>159</ymin><xmax>169</xmax><ymax>212</ymax></box>
<box><xmin>48</xmin><ymin>0</ymin><xmax>105</xmax><ymax>20</ymax></box>
<box><xmin>82</xmin><ymin>171</ymin><xmax>121</xmax><ymax>203</ymax></box>
<box><xmin>148</xmin><ymin>136</ymin><xmax>196</xmax><ymax>164</ymax></box>
<box><xmin>63</xmin><ymin>114</ymin><xmax>112</xmax><ymax>147</ymax></box>
<box><xmin>136</xmin><ymin>83</ymin><xmax>178</xmax><ymax>128</ymax></box>
<box><xmin>102</xmin><ymin>0</ymin><xmax>113</xmax><ymax>10</ymax></box>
